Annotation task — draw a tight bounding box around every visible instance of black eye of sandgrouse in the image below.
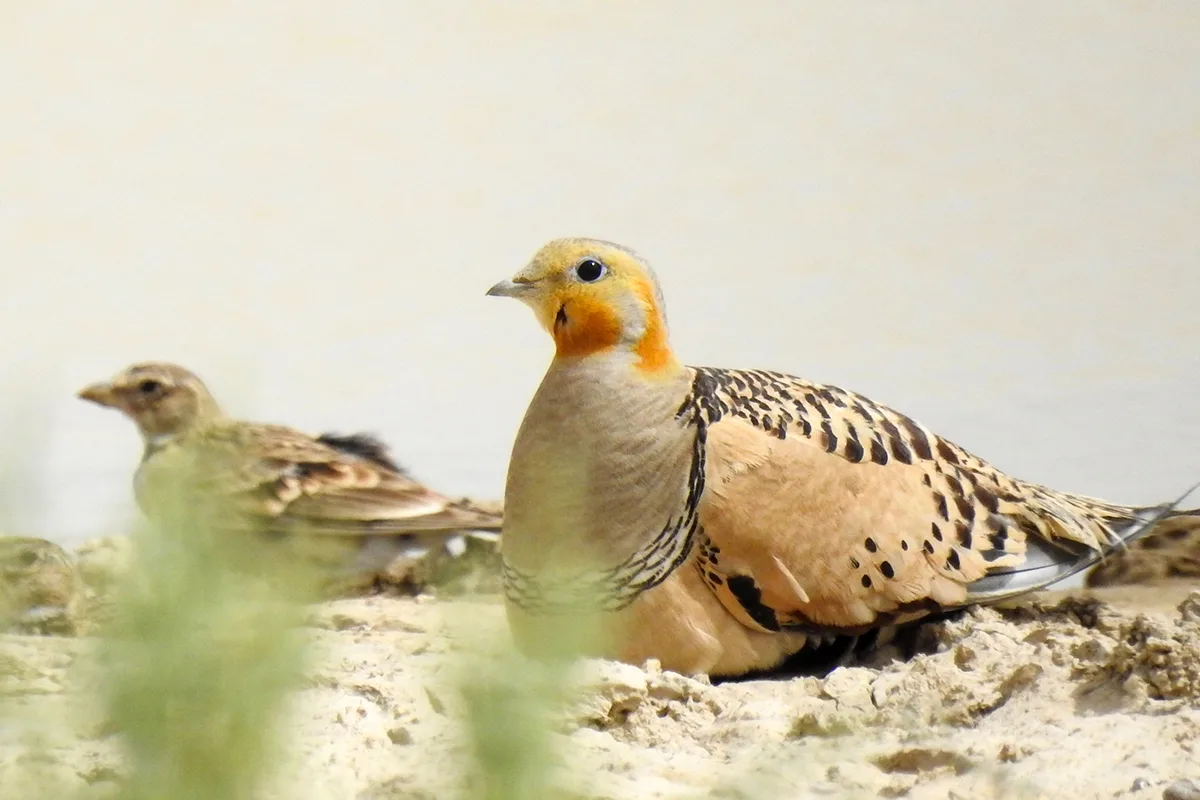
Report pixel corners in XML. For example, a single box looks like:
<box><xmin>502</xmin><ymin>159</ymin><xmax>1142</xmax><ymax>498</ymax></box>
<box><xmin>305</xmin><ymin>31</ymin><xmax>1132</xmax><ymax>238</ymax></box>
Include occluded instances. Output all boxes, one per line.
<box><xmin>575</xmin><ymin>258</ymin><xmax>606</xmax><ymax>282</ymax></box>
<box><xmin>138</xmin><ymin>379</ymin><xmax>161</xmax><ymax>394</ymax></box>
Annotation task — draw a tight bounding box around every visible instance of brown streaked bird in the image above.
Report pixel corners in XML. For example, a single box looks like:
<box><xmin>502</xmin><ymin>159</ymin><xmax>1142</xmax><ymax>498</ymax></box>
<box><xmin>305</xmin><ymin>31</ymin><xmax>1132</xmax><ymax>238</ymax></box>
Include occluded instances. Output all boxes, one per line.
<box><xmin>1086</xmin><ymin>515</ymin><xmax>1200</xmax><ymax>587</ymax></box>
<box><xmin>0</xmin><ymin>536</ymin><xmax>83</xmax><ymax>635</ymax></box>
<box><xmin>487</xmin><ymin>237</ymin><xmax>1200</xmax><ymax>678</ymax></box>
<box><xmin>77</xmin><ymin>362</ymin><xmax>502</xmax><ymax>577</ymax></box>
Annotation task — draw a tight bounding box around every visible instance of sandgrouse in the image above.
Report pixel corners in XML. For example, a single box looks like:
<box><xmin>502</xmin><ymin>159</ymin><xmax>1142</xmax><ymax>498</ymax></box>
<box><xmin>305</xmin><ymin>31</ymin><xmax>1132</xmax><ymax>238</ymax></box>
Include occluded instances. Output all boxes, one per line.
<box><xmin>78</xmin><ymin>362</ymin><xmax>501</xmax><ymax>576</ymax></box>
<box><xmin>487</xmin><ymin>238</ymin><xmax>1200</xmax><ymax>678</ymax></box>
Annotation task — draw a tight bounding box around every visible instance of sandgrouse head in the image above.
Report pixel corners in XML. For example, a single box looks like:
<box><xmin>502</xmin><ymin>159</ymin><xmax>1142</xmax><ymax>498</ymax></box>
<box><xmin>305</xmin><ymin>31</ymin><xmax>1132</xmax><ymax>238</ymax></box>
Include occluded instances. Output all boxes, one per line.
<box><xmin>486</xmin><ymin>237</ymin><xmax>677</xmax><ymax>372</ymax></box>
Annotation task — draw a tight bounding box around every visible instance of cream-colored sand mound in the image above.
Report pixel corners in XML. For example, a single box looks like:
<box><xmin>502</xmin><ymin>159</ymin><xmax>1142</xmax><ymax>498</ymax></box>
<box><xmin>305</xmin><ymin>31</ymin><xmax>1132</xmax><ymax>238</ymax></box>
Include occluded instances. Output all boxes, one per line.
<box><xmin>2</xmin><ymin>585</ymin><xmax>1199</xmax><ymax>799</ymax></box>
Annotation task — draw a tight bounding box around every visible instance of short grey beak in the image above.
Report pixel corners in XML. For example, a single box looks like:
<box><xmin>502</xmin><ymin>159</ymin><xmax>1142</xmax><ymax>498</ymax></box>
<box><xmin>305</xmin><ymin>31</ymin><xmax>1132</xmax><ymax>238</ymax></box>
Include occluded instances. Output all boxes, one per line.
<box><xmin>77</xmin><ymin>382</ymin><xmax>117</xmax><ymax>407</ymax></box>
<box><xmin>486</xmin><ymin>279</ymin><xmax>535</xmax><ymax>298</ymax></box>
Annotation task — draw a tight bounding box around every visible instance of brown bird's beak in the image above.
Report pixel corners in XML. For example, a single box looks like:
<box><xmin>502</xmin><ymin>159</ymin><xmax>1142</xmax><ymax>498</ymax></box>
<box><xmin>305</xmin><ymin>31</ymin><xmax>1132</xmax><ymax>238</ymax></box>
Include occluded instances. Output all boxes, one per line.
<box><xmin>77</xmin><ymin>382</ymin><xmax>118</xmax><ymax>408</ymax></box>
<box><xmin>485</xmin><ymin>277</ymin><xmax>536</xmax><ymax>298</ymax></box>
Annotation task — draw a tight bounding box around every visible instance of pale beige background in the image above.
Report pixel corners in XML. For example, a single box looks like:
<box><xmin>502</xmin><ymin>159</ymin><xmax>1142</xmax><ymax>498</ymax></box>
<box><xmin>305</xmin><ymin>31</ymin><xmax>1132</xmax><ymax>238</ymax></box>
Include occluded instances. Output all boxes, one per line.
<box><xmin>1</xmin><ymin>2</ymin><xmax>1198</xmax><ymax>545</ymax></box>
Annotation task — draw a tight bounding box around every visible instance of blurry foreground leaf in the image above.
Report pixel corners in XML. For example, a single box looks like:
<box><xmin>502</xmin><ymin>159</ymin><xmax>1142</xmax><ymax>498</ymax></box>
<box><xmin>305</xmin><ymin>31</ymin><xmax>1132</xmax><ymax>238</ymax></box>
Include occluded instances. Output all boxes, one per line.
<box><xmin>453</xmin><ymin>580</ymin><xmax>608</xmax><ymax>800</ymax></box>
<box><xmin>97</xmin><ymin>465</ymin><xmax>323</xmax><ymax>800</ymax></box>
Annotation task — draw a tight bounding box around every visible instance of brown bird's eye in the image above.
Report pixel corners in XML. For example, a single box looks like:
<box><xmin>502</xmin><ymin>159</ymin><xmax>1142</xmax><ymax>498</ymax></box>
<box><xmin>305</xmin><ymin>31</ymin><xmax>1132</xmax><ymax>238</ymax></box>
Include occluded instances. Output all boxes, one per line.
<box><xmin>575</xmin><ymin>258</ymin><xmax>606</xmax><ymax>283</ymax></box>
<box><xmin>138</xmin><ymin>379</ymin><xmax>161</xmax><ymax>394</ymax></box>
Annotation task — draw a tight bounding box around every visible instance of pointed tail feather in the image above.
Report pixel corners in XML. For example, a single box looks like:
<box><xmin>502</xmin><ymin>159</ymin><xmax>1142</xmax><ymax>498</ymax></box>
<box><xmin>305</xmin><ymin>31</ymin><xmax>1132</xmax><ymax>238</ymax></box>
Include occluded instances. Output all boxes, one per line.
<box><xmin>965</xmin><ymin>480</ymin><xmax>1200</xmax><ymax>605</ymax></box>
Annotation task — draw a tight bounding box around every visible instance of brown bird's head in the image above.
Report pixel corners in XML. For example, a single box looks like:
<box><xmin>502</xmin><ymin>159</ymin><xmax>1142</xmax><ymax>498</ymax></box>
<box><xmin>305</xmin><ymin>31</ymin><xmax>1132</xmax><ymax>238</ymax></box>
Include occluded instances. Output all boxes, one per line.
<box><xmin>78</xmin><ymin>362</ymin><xmax>224</xmax><ymax>441</ymax></box>
<box><xmin>486</xmin><ymin>238</ymin><xmax>681</xmax><ymax>375</ymax></box>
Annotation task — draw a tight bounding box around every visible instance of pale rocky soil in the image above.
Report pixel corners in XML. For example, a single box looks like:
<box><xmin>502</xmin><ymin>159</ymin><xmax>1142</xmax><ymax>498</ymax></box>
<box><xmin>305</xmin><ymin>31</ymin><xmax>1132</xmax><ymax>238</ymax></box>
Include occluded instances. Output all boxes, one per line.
<box><xmin>2</xmin><ymin>539</ymin><xmax>1200</xmax><ymax>800</ymax></box>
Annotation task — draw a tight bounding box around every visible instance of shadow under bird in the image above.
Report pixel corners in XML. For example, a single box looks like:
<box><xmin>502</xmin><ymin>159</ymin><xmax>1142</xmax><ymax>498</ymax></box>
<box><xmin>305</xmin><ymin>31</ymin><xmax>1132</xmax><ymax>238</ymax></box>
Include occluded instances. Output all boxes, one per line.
<box><xmin>487</xmin><ymin>237</ymin><xmax>1200</xmax><ymax>679</ymax></box>
<box><xmin>78</xmin><ymin>362</ymin><xmax>502</xmax><ymax>576</ymax></box>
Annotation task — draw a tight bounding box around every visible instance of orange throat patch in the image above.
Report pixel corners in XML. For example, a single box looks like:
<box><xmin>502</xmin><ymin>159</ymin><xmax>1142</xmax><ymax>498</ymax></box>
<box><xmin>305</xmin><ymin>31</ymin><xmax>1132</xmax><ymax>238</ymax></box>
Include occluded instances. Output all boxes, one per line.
<box><xmin>631</xmin><ymin>279</ymin><xmax>678</xmax><ymax>375</ymax></box>
<box><xmin>552</xmin><ymin>297</ymin><xmax>622</xmax><ymax>358</ymax></box>
<box><xmin>550</xmin><ymin>283</ymin><xmax>679</xmax><ymax>375</ymax></box>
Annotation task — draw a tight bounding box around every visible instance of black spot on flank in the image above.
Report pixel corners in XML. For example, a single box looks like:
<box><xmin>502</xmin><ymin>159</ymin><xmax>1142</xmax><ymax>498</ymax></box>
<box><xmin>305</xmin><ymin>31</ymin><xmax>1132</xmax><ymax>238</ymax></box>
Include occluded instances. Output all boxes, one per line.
<box><xmin>901</xmin><ymin>540</ymin><xmax>909</xmax><ymax>551</ymax></box>
<box><xmin>861</xmin><ymin>574</ymin><xmax>872</xmax><ymax>589</ymax></box>
<box><xmin>706</xmin><ymin>572</ymin><xmax>724</xmax><ymax>586</ymax></box>
<box><xmin>936</xmin><ymin>438</ymin><xmax>961</xmax><ymax>465</ymax></box>
<box><xmin>805</xmin><ymin>392</ymin><xmax>831</xmax><ymax>419</ymax></box>
<box><xmin>851</xmin><ymin>401</ymin><xmax>874</xmax><ymax>422</ymax></box>
<box><xmin>974</xmin><ymin>486</ymin><xmax>1000</xmax><ymax>513</ymax></box>
<box><xmin>880</xmin><ymin>561</ymin><xmax>895</xmax><ymax>579</ymax></box>
<box><xmin>923</xmin><ymin>540</ymin><xmax>935</xmax><ymax>554</ymax></box>
<box><xmin>945</xmin><ymin>475</ymin><xmax>963</xmax><ymax>495</ymax></box>
<box><xmin>726</xmin><ymin>575</ymin><xmax>781</xmax><ymax>631</ymax></box>
<box><xmin>957</xmin><ymin>524</ymin><xmax>973</xmax><ymax>549</ymax></box>
<box><xmin>900</xmin><ymin>417</ymin><xmax>934</xmax><ymax>460</ymax></box>
<box><xmin>890</xmin><ymin>436</ymin><xmax>914</xmax><ymax>465</ymax></box>
<box><xmin>988</xmin><ymin>528</ymin><xmax>1008</xmax><ymax>551</ymax></box>
<box><xmin>554</xmin><ymin>305</ymin><xmax>568</xmax><ymax>328</ymax></box>
<box><xmin>922</xmin><ymin>473</ymin><xmax>932</xmax><ymax>487</ymax></box>
<box><xmin>821</xmin><ymin>420</ymin><xmax>839</xmax><ymax>453</ymax></box>
<box><xmin>954</xmin><ymin>494</ymin><xmax>975</xmax><ymax>521</ymax></box>
<box><xmin>844</xmin><ymin>433</ymin><xmax>865</xmax><ymax>463</ymax></box>
<box><xmin>934</xmin><ymin>493</ymin><xmax>949</xmax><ymax>520</ymax></box>
<box><xmin>946</xmin><ymin>550</ymin><xmax>961</xmax><ymax>571</ymax></box>
<box><xmin>865</xmin><ymin>537</ymin><xmax>878</xmax><ymax>553</ymax></box>
<box><xmin>709</xmin><ymin>545</ymin><xmax>721</xmax><ymax>556</ymax></box>
<box><xmin>980</xmin><ymin>549</ymin><xmax>1006</xmax><ymax>562</ymax></box>
<box><xmin>869</xmin><ymin>437</ymin><xmax>889</xmax><ymax>465</ymax></box>
<box><xmin>793</xmin><ymin>414</ymin><xmax>812</xmax><ymax>437</ymax></box>
<box><xmin>931</xmin><ymin>523</ymin><xmax>944</xmax><ymax>542</ymax></box>
<box><xmin>850</xmin><ymin>557</ymin><xmax>860</xmax><ymax>569</ymax></box>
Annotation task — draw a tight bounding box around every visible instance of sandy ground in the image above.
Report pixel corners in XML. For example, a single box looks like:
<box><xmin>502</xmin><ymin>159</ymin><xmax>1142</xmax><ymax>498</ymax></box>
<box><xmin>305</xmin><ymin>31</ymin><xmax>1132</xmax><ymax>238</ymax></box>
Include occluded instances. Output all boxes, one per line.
<box><xmin>3</xmin><ymin>560</ymin><xmax>1200</xmax><ymax>800</ymax></box>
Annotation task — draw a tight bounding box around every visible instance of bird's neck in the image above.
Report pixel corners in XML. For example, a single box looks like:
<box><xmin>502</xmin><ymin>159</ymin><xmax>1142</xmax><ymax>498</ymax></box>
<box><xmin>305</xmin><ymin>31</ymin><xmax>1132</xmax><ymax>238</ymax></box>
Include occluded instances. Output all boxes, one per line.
<box><xmin>141</xmin><ymin>432</ymin><xmax>177</xmax><ymax>459</ymax></box>
<box><xmin>504</xmin><ymin>353</ymin><xmax>698</xmax><ymax>584</ymax></box>
<box><xmin>137</xmin><ymin>411</ymin><xmax>224</xmax><ymax>458</ymax></box>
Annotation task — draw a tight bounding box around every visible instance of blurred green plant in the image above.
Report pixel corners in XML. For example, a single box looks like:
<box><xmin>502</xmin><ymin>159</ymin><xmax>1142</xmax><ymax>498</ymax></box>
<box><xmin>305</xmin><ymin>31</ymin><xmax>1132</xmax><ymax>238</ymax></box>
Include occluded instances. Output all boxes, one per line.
<box><xmin>96</xmin><ymin>469</ymin><xmax>324</xmax><ymax>800</ymax></box>
<box><xmin>452</xmin><ymin>606</ymin><xmax>603</xmax><ymax>800</ymax></box>
<box><xmin>0</xmin><ymin>447</ymin><xmax>331</xmax><ymax>799</ymax></box>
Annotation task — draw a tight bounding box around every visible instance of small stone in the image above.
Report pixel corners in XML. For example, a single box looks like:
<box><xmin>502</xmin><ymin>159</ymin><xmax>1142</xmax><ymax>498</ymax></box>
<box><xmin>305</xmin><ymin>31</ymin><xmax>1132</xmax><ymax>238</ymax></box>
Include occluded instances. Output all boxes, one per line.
<box><xmin>1164</xmin><ymin>779</ymin><xmax>1200</xmax><ymax>800</ymax></box>
<box><xmin>953</xmin><ymin>644</ymin><xmax>977</xmax><ymax>669</ymax></box>
<box><xmin>331</xmin><ymin>614</ymin><xmax>365</xmax><ymax>631</ymax></box>
<box><xmin>1131</xmin><ymin>777</ymin><xmax>1150</xmax><ymax>791</ymax></box>
<box><xmin>1178</xmin><ymin>591</ymin><xmax>1200</xmax><ymax>623</ymax></box>
<box><xmin>78</xmin><ymin>765</ymin><xmax>122</xmax><ymax>785</ymax></box>
<box><xmin>386</xmin><ymin>726</ymin><xmax>412</xmax><ymax>745</ymax></box>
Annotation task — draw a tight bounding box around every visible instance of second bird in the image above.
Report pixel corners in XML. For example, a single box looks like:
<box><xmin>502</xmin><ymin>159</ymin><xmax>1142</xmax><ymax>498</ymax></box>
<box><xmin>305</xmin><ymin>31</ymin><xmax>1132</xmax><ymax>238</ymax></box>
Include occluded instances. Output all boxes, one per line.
<box><xmin>78</xmin><ymin>362</ymin><xmax>501</xmax><ymax>577</ymax></box>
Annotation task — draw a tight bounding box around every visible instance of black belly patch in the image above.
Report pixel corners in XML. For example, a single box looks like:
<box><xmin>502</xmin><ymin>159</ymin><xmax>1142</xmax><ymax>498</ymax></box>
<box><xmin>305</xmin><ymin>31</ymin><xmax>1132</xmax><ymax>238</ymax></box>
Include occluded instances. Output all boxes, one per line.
<box><xmin>726</xmin><ymin>574</ymin><xmax>782</xmax><ymax>632</ymax></box>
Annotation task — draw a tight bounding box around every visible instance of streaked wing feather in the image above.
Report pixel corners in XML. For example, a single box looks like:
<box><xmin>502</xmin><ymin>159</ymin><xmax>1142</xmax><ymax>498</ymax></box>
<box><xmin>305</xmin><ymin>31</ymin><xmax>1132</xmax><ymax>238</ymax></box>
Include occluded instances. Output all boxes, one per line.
<box><xmin>159</xmin><ymin>421</ymin><xmax>502</xmax><ymax>536</ymax></box>
<box><xmin>682</xmin><ymin>366</ymin><xmax>1192</xmax><ymax>635</ymax></box>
